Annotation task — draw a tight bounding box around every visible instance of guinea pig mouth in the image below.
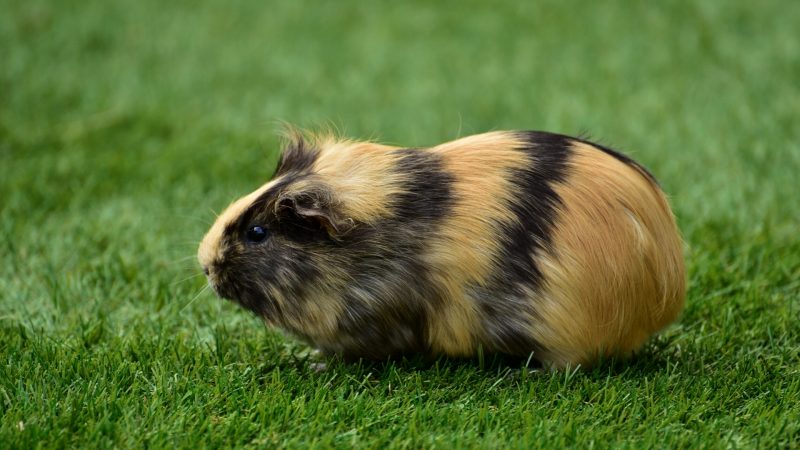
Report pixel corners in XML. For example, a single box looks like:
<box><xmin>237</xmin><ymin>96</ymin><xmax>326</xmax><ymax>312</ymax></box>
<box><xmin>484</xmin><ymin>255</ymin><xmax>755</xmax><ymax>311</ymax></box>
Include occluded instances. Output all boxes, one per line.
<box><xmin>203</xmin><ymin>268</ymin><xmax>273</xmax><ymax>317</ymax></box>
<box><xmin>211</xmin><ymin>279</ymin><xmax>258</xmax><ymax>311</ymax></box>
<box><xmin>207</xmin><ymin>281</ymin><xmax>223</xmax><ymax>299</ymax></box>
<box><xmin>202</xmin><ymin>266</ymin><xmax>238</xmax><ymax>301</ymax></box>
<box><xmin>204</xmin><ymin>272</ymin><xmax>234</xmax><ymax>301</ymax></box>
<box><xmin>209</xmin><ymin>280</ymin><xmax>236</xmax><ymax>301</ymax></box>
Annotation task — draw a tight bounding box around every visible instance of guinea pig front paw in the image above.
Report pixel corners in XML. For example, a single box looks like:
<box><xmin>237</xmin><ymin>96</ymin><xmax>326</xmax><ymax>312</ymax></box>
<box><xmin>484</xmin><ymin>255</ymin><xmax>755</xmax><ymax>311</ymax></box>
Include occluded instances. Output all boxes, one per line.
<box><xmin>308</xmin><ymin>361</ymin><xmax>329</xmax><ymax>373</ymax></box>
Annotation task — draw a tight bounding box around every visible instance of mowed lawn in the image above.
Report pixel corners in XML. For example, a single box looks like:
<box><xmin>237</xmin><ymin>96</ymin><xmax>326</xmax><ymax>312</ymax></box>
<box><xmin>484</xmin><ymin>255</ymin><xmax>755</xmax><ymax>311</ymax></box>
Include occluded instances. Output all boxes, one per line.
<box><xmin>2</xmin><ymin>0</ymin><xmax>799</xmax><ymax>447</ymax></box>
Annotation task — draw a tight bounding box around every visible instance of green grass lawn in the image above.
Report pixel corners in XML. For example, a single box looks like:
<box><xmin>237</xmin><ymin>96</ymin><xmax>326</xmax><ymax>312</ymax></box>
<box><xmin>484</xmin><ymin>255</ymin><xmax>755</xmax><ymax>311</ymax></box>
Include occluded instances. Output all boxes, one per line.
<box><xmin>2</xmin><ymin>0</ymin><xmax>799</xmax><ymax>447</ymax></box>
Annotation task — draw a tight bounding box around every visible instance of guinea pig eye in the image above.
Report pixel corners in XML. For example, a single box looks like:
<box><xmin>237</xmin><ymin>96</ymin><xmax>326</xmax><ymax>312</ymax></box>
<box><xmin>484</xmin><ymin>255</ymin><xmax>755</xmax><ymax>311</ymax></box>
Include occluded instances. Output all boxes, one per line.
<box><xmin>245</xmin><ymin>225</ymin><xmax>270</xmax><ymax>243</ymax></box>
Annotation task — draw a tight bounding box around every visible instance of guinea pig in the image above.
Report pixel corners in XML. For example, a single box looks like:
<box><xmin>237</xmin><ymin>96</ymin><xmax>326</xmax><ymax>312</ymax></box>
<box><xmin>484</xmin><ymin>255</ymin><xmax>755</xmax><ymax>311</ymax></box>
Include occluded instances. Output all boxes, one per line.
<box><xmin>198</xmin><ymin>130</ymin><xmax>685</xmax><ymax>369</ymax></box>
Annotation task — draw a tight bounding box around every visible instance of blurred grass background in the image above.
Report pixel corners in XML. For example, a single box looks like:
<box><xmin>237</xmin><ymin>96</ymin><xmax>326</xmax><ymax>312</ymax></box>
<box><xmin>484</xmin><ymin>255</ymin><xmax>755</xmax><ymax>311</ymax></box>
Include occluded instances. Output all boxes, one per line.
<box><xmin>1</xmin><ymin>0</ymin><xmax>799</xmax><ymax>447</ymax></box>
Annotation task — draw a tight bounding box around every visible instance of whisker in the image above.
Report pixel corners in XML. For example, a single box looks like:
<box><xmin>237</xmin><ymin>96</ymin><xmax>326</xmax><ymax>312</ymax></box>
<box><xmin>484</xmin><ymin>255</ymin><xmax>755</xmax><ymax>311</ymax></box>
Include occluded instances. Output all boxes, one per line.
<box><xmin>181</xmin><ymin>284</ymin><xmax>210</xmax><ymax>314</ymax></box>
<box><xmin>172</xmin><ymin>272</ymin><xmax>204</xmax><ymax>286</ymax></box>
<box><xmin>167</xmin><ymin>255</ymin><xmax>201</xmax><ymax>264</ymax></box>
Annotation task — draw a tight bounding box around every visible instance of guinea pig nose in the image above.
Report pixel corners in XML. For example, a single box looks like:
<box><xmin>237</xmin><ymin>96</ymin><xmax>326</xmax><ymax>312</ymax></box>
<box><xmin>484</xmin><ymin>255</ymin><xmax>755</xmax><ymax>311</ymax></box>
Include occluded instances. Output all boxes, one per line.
<box><xmin>202</xmin><ymin>266</ymin><xmax>210</xmax><ymax>276</ymax></box>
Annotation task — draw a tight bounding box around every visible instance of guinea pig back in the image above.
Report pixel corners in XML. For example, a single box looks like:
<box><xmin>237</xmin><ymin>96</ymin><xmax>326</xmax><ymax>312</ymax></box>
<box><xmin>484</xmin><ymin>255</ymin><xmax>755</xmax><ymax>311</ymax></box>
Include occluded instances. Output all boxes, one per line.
<box><xmin>198</xmin><ymin>130</ymin><xmax>685</xmax><ymax>369</ymax></box>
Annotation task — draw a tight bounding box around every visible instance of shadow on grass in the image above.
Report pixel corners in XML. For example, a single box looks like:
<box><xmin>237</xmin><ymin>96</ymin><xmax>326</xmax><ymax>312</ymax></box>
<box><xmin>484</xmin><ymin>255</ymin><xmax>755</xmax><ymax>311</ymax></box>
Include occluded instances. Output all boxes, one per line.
<box><xmin>262</xmin><ymin>331</ymin><xmax>683</xmax><ymax>385</ymax></box>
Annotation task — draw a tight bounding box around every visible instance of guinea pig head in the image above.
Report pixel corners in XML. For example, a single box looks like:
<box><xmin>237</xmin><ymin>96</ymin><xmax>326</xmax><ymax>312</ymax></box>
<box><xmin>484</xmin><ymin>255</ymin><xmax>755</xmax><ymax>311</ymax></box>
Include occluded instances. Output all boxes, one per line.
<box><xmin>197</xmin><ymin>160</ymin><xmax>355</xmax><ymax>324</ymax></box>
<box><xmin>198</xmin><ymin>135</ymin><xmax>442</xmax><ymax>356</ymax></box>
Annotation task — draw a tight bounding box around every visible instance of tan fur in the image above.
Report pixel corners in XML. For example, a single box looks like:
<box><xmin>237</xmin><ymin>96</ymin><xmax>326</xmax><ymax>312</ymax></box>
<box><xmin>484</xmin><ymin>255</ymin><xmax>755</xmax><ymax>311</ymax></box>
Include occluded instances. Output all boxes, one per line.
<box><xmin>530</xmin><ymin>142</ymin><xmax>685</xmax><ymax>368</ymax></box>
<box><xmin>309</xmin><ymin>140</ymin><xmax>400</xmax><ymax>223</ymax></box>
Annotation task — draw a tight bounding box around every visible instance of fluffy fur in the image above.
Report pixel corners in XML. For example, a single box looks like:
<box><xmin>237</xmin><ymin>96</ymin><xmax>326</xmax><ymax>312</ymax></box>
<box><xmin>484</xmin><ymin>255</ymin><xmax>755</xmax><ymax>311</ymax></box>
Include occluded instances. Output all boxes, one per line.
<box><xmin>198</xmin><ymin>130</ymin><xmax>685</xmax><ymax>369</ymax></box>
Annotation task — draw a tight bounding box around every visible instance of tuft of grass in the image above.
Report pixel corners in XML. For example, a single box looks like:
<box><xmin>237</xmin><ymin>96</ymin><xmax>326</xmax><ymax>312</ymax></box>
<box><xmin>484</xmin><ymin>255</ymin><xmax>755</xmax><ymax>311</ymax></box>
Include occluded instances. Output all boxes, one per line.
<box><xmin>2</xmin><ymin>0</ymin><xmax>798</xmax><ymax>447</ymax></box>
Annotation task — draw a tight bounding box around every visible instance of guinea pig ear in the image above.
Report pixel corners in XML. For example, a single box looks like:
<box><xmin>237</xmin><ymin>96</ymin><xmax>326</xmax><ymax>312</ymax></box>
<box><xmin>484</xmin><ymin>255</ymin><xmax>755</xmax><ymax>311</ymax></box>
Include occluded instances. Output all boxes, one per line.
<box><xmin>275</xmin><ymin>188</ymin><xmax>354</xmax><ymax>239</ymax></box>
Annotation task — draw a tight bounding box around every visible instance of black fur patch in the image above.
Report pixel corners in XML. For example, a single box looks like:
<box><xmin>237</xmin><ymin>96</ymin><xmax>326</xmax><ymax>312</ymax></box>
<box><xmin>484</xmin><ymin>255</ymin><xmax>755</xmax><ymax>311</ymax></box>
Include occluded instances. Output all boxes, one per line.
<box><xmin>390</xmin><ymin>148</ymin><xmax>454</xmax><ymax>225</ymax></box>
<box><xmin>471</xmin><ymin>131</ymin><xmax>572</xmax><ymax>357</ymax></box>
<box><xmin>470</xmin><ymin>288</ymin><xmax>546</xmax><ymax>357</ymax></box>
<box><xmin>215</xmin><ymin>239</ymin><xmax>323</xmax><ymax>320</ymax></box>
<box><xmin>573</xmin><ymin>135</ymin><xmax>661</xmax><ymax>186</ymax></box>
<box><xmin>331</xmin><ymin>148</ymin><xmax>455</xmax><ymax>356</ymax></box>
<box><xmin>336</xmin><ymin>148</ymin><xmax>455</xmax><ymax>272</ymax></box>
<box><xmin>334</xmin><ymin>287</ymin><xmax>431</xmax><ymax>359</ymax></box>
<box><xmin>274</xmin><ymin>137</ymin><xmax>319</xmax><ymax>176</ymax></box>
<box><xmin>499</xmin><ymin>131</ymin><xmax>572</xmax><ymax>291</ymax></box>
<box><xmin>331</xmin><ymin>252</ymin><xmax>436</xmax><ymax>358</ymax></box>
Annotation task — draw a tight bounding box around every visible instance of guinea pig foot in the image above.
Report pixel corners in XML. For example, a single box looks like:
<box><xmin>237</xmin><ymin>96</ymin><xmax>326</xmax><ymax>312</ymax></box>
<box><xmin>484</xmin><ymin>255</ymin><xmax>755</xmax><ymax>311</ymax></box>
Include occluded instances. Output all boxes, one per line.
<box><xmin>308</xmin><ymin>362</ymin><xmax>329</xmax><ymax>373</ymax></box>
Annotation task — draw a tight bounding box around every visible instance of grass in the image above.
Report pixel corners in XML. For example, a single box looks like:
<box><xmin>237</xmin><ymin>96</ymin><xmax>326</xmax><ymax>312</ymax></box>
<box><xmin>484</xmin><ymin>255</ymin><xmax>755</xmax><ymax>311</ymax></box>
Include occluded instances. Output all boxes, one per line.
<box><xmin>1</xmin><ymin>0</ymin><xmax>799</xmax><ymax>447</ymax></box>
